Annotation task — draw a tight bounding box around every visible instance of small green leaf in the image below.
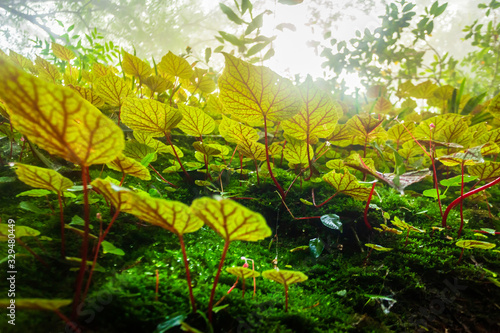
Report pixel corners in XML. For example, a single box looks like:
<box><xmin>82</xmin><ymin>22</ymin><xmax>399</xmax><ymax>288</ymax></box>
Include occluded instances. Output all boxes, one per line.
<box><xmin>101</xmin><ymin>241</ymin><xmax>125</xmax><ymax>256</ymax></box>
<box><xmin>309</xmin><ymin>238</ymin><xmax>325</xmax><ymax>258</ymax></box>
<box><xmin>320</xmin><ymin>214</ymin><xmax>342</xmax><ymax>232</ymax></box>
<box><xmin>422</xmin><ymin>188</ymin><xmax>446</xmax><ymax>199</ymax></box>
<box><xmin>16</xmin><ymin>189</ymin><xmax>53</xmax><ymax>197</ymax></box>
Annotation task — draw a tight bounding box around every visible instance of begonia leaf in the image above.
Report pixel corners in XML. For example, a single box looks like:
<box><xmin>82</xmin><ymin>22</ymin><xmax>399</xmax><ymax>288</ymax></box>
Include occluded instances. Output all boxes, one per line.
<box><xmin>95</xmin><ymin>74</ymin><xmax>133</xmax><ymax>107</ymax></box>
<box><xmin>14</xmin><ymin>163</ymin><xmax>73</xmax><ymax>195</ymax></box>
<box><xmin>262</xmin><ymin>269</ymin><xmax>308</xmax><ymax>285</ymax></box>
<box><xmin>121</xmin><ymin>97</ymin><xmax>182</xmax><ymax>136</ymax></box>
<box><xmin>52</xmin><ymin>42</ymin><xmax>76</xmax><ymax>62</ymax></box>
<box><xmin>0</xmin><ymin>59</ymin><xmax>124</xmax><ymax>166</ymax></box>
<box><xmin>158</xmin><ymin>51</ymin><xmax>193</xmax><ymax>79</ymax></box>
<box><xmin>122</xmin><ymin>50</ymin><xmax>152</xmax><ymax>80</ymax></box>
<box><xmin>468</xmin><ymin>161</ymin><xmax>500</xmax><ymax>181</ymax></box>
<box><xmin>0</xmin><ymin>299</ymin><xmax>71</xmax><ymax>312</ymax></box>
<box><xmin>282</xmin><ymin>77</ymin><xmax>341</xmax><ymax>141</ymax></box>
<box><xmin>190</xmin><ymin>197</ymin><xmax>271</xmax><ymax>242</ymax></box>
<box><xmin>107</xmin><ymin>154</ymin><xmax>151</xmax><ymax>180</ymax></box>
<box><xmin>177</xmin><ymin>104</ymin><xmax>215</xmax><ymax>137</ymax></box>
<box><xmin>219</xmin><ymin>116</ymin><xmax>259</xmax><ymax>143</ymax></box>
<box><xmin>35</xmin><ymin>56</ymin><xmax>61</xmax><ymax>83</ymax></box>
<box><xmin>219</xmin><ymin>53</ymin><xmax>301</xmax><ymax>123</ymax></box>
<box><xmin>124</xmin><ymin>192</ymin><xmax>203</xmax><ymax>236</ymax></box>
<box><xmin>90</xmin><ymin>178</ymin><xmax>132</xmax><ymax>211</ymax></box>
<box><xmin>322</xmin><ymin>170</ymin><xmax>371</xmax><ymax>201</ymax></box>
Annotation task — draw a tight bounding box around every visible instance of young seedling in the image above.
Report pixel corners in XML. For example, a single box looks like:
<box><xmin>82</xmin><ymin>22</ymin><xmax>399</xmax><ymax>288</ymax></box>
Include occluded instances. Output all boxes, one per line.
<box><xmin>262</xmin><ymin>269</ymin><xmax>308</xmax><ymax>312</ymax></box>
<box><xmin>225</xmin><ymin>266</ymin><xmax>260</xmax><ymax>298</ymax></box>
<box><xmin>364</xmin><ymin>243</ymin><xmax>393</xmax><ymax>266</ymax></box>
<box><xmin>190</xmin><ymin>197</ymin><xmax>271</xmax><ymax>322</ymax></box>
<box><xmin>455</xmin><ymin>240</ymin><xmax>496</xmax><ymax>264</ymax></box>
<box><xmin>122</xmin><ymin>191</ymin><xmax>204</xmax><ymax>312</ymax></box>
<box><xmin>391</xmin><ymin>216</ymin><xmax>425</xmax><ymax>246</ymax></box>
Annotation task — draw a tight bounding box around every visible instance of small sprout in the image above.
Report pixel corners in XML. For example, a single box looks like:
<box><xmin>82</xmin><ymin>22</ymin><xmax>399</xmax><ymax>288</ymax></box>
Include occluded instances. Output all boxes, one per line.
<box><xmin>474</xmin><ymin>233</ymin><xmax>488</xmax><ymax>239</ymax></box>
<box><xmin>262</xmin><ymin>269</ymin><xmax>308</xmax><ymax>312</ymax></box>
<box><xmin>225</xmin><ymin>267</ymin><xmax>260</xmax><ymax>298</ymax></box>
<box><xmin>374</xmin><ymin>224</ymin><xmax>402</xmax><ymax>235</ymax></box>
<box><xmin>364</xmin><ymin>243</ymin><xmax>392</xmax><ymax>266</ymax></box>
<box><xmin>391</xmin><ymin>216</ymin><xmax>425</xmax><ymax>246</ymax></box>
<box><xmin>455</xmin><ymin>240</ymin><xmax>496</xmax><ymax>264</ymax></box>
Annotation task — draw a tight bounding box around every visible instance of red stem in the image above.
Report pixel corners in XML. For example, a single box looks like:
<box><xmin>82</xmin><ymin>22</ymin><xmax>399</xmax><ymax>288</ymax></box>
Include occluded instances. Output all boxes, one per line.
<box><xmin>312</xmin><ymin>188</ymin><xmax>338</xmax><ymax>208</ymax></box>
<box><xmin>165</xmin><ymin>134</ymin><xmax>191</xmax><ymax>182</ymax></box>
<box><xmin>57</xmin><ymin>194</ymin><xmax>66</xmax><ymax>258</ymax></box>
<box><xmin>208</xmin><ymin>241</ymin><xmax>230</xmax><ymax>322</ymax></box>
<box><xmin>72</xmin><ymin>166</ymin><xmax>90</xmax><ymax>320</ymax></box>
<box><xmin>179</xmin><ymin>235</ymin><xmax>197</xmax><ymax>312</ymax></box>
<box><xmin>83</xmin><ymin>208</ymin><xmax>121</xmax><ymax>301</ymax></box>
<box><xmin>253</xmin><ymin>159</ymin><xmax>260</xmax><ymax>185</ymax></box>
<box><xmin>149</xmin><ymin>164</ymin><xmax>178</xmax><ymax>188</ymax></box>
<box><xmin>263</xmin><ymin>116</ymin><xmax>286</xmax><ymax>200</ymax></box>
<box><xmin>458</xmin><ymin>162</ymin><xmax>465</xmax><ymax>237</ymax></box>
<box><xmin>284</xmin><ymin>282</ymin><xmax>289</xmax><ymax>312</ymax></box>
<box><xmin>17</xmin><ymin>238</ymin><xmax>48</xmax><ymax>268</ymax></box>
<box><xmin>155</xmin><ymin>269</ymin><xmax>159</xmax><ymax>302</ymax></box>
<box><xmin>363</xmin><ymin>183</ymin><xmax>376</xmax><ymax>230</ymax></box>
<box><xmin>442</xmin><ymin>176</ymin><xmax>500</xmax><ymax>228</ymax></box>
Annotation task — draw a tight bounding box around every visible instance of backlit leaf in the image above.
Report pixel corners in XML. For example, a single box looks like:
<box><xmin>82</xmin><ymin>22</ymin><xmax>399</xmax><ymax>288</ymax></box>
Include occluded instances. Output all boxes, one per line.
<box><xmin>52</xmin><ymin>42</ymin><xmax>75</xmax><ymax>61</ymax></box>
<box><xmin>262</xmin><ymin>269</ymin><xmax>308</xmax><ymax>285</ymax></box>
<box><xmin>322</xmin><ymin>170</ymin><xmax>371</xmax><ymax>201</ymax></box>
<box><xmin>347</xmin><ymin>114</ymin><xmax>384</xmax><ymax>145</ymax></box>
<box><xmin>95</xmin><ymin>74</ymin><xmax>133</xmax><ymax>107</ymax></box>
<box><xmin>158</xmin><ymin>51</ymin><xmax>193</xmax><ymax>79</ymax></box>
<box><xmin>327</xmin><ymin>124</ymin><xmax>353</xmax><ymax>147</ymax></box>
<box><xmin>69</xmin><ymin>85</ymin><xmax>105</xmax><ymax>107</ymax></box>
<box><xmin>123</xmin><ymin>140</ymin><xmax>157</xmax><ymax>162</ymax></box>
<box><xmin>282</xmin><ymin>77</ymin><xmax>341</xmax><ymax>141</ymax></box>
<box><xmin>326</xmin><ymin>159</ymin><xmax>344</xmax><ymax>170</ymax></box>
<box><xmin>193</xmin><ymin>141</ymin><xmax>221</xmax><ymax>156</ymax></box>
<box><xmin>14</xmin><ymin>163</ymin><xmax>73</xmax><ymax>195</ymax></box>
<box><xmin>438</xmin><ymin>146</ymin><xmax>484</xmax><ymax>166</ymax></box>
<box><xmin>188</xmin><ymin>68</ymin><xmax>216</xmax><ymax>94</ymax></box>
<box><xmin>124</xmin><ymin>192</ymin><xmax>203</xmax><ymax>235</ymax></box>
<box><xmin>468</xmin><ymin>161</ymin><xmax>500</xmax><ymax>181</ymax></box>
<box><xmin>0</xmin><ymin>59</ymin><xmax>124</xmax><ymax>166</ymax></box>
<box><xmin>144</xmin><ymin>75</ymin><xmax>173</xmax><ymax>94</ymax></box>
<box><xmin>92</xmin><ymin>63</ymin><xmax>118</xmax><ymax>78</ymax></box>
<box><xmin>35</xmin><ymin>56</ymin><xmax>61</xmax><ymax>83</ymax></box>
<box><xmin>121</xmin><ymin>97</ymin><xmax>182</xmax><ymax>136</ymax></box>
<box><xmin>414</xmin><ymin>116</ymin><xmax>450</xmax><ymax>140</ymax></box>
<box><xmin>438</xmin><ymin>119</ymin><xmax>470</xmax><ymax>146</ymax></box>
<box><xmin>219</xmin><ymin>53</ymin><xmax>301</xmax><ymax>123</ymax></box>
<box><xmin>9</xmin><ymin>50</ymin><xmax>33</xmax><ymax>69</ymax></box>
<box><xmin>177</xmin><ymin>104</ymin><xmax>215</xmax><ymax>137</ymax></box>
<box><xmin>122</xmin><ymin>50</ymin><xmax>152</xmax><ymax>80</ymax></box>
<box><xmin>487</xmin><ymin>93</ymin><xmax>500</xmax><ymax>118</ymax></box>
<box><xmin>0</xmin><ymin>299</ymin><xmax>71</xmax><ymax>312</ymax></box>
<box><xmin>456</xmin><ymin>240</ymin><xmax>496</xmax><ymax>250</ymax></box>
<box><xmin>371</xmin><ymin>97</ymin><xmax>393</xmax><ymax>114</ymax></box>
<box><xmin>219</xmin><ymin>115</ymin><xmax>259</xmax><ymax>143</ymax></box>
<box><xmin>0</xmin><ymin>224</ymin><xmax>40</xmax><ymax>240</ymax></box>
<box><xmin>190</xmin><ymin>197</ymin><xmax>271</xmax><ymax>242</ymax></box>
<box><xmin>387</xmin><ymin>122</ymin><xmax>414</xmax><ymax>148</ymax></box>
<box><xmin>283</xmin><ymin>135</ymin><xmax>313</xmax><ymax>166</ymax></box>
<box><xmin>133</xmin><ymin>131</ymin><xmax>172</xmax><ymax>154</ymax></box>
<box><xmin>409</xmin><ymin>80</ymin><xmax>438</xmax><ymax>99</ymax></box>
<box><xmin>107</xmin><ymin>154</ymin><xmax>151</xmax><ymax>180</ymax></box>
<box><xmin>477</xmin><ymin>128</ymin><xmax>500</xmax><ymax>145</ymax></box>
<box><xmin>226</xmin><ymin>267</ymin><xmax>260</xmax><ymax>279</ymax></box>
<box><xmin>365</xmin><ymin>243</ymin><xmax>393</xmax><ymax>251</ymax></box>
<box><xmin>90</xmin><ymin>178</ymin><xmax>132</xmax><ymax>211</ymax></box>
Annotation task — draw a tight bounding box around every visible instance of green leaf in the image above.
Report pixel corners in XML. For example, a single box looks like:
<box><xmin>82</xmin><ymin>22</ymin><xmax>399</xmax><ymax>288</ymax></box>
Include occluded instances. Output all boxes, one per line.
<box><xmin>0</xmin><ymin>299</ymin><xmax>71</xmax><ymax>311</ymax></box>
<box><xmin>0</xmin><ymin>224</ymin><xmax>41</xmax><ymax>240</ymax></box>
<box><xmin>320</xmin><ymin>214</ymin><xmax>342</xmax><ymax>232</ymax></box>
<box><xmin>122</xmin><ymin>50</ymin><xmax>152</xmax><ymax>80</ymax></box>
<box><xmin>246</xmin><ymin>42</ymin><xmax>268</xmax><ymax>57</ymax></box>
<box><xmin>19</xmin><ymin>201</ymin><xmax>48</xmax><ymax>214</ymax></box>
<box><xmin>140</xmin><ymin>152</ymin><xmax>157</xmax><ymax>167</ymax></box>
<box><xmin>309</xmin><ymin>238</ymin><xmax>325</xmax><ymax>258</ymax></box>
<box><xmin>14</xmin><ymin>163</ymin><xmax>73</xmax><ymax>195</ymax></box>
<box><xmin>177</xmin><ymin>104</ymin><xmax>215</xmax><ymax>137</ymax></box>
<box><xmin>283</xmin><ymin>135</ymin><xmax>313</xmax><ymax>166</ymax></box>
<box><xmin>124</xmin><ymin>192</ymin><xmax>203</xmax><ymax>236</ymax></box>
<box><xmin>101</xmin><ymin>241</ymin><xmax>125</xmax><ymax>256</ymax></box>
<box><xmin>323</xmin><ymin>170</ymin><xmax>372</xmax><ymax>201</ymax></box>
<box><xmin>158</xmin><ymin>51</ymin><xmax>193</xmax><ymax>79</ymax></box>
<box><xmin>94</xmin><ymin>74</ymin><xmax>133</xmax><ymax>107</ymax></box>
<box><xmin>121</xmin><ymin>97</ymin><xmax>183</xmax><ymax>136</ymax></box>
<box><xmin>245</xmin><ymin>12</ymin><xmax>265</xmax><ymax>35</ymax></box>
<box><xmin>107</xmin><ymin>154</ymin><xmax>151</xmax><ymax>180</ymax></box>
<box><xmin>0</xmin><ymin>59</ymin><xmax>124</xmax><ymax>166</ymax></box>
<box><xmin>282</xmin><ymin>77</ymin><xmax>342</xmax><ymax>141</ymax></box>
<box><xmin>423</xmin><ymin>188</ymin><xmax>446</xmax><ymax>200</ymax></box>
<box><xmin>190</xmin><ymin>197</ymin><xmax>271</xmax><ymax>242</ymax></box>
<box><xmin>219</xmin><ymin>3</ymin><xmax>244</xmax><ymax>25</ymax></box>
<box><xmin>456</xmin><ymin>240</ymin><xmax>496</xmax><ymax>250</ymax></box>
<box><xmin>262</xmin><ymin>269</ymin><xmax>308</xmax><ymax>285</ymax></box>
<box><xmin>156</xmin><ymin>315</ymin><xmax>188</xmax><ymax>333</ymax></box>
<box><xmin>226</xmin><ymin>266</ymin><xmax>260</xmax><ymax>279</ymax></box>
<box><xmin>16</xmin><ymin>189</ymin><xmax>52</xmax><ymax>197</ymax></box>
<box><xmin>90</xmin><ymin>178</ymin><xmax>133</xmax><ymax>211</ymax></box>
<box><xmin>300</xmin><ymin>198</ymin><xmax>313</xmax><ymax>206</ymax></box>
<box><xmin>440</xmin><ymin>175</ymin><xmax>478</xmax><ymax>187</ymax></box>
<box><xmin>219</xmin><ymin>53</ymin><xmax>302</xmax><ymax>123</ymax></box>
<box><xmin>219</xmin><ymin>115</ymin><xmax>259</xmax><ymax>143</ymax></box>
<box><xmin>52</xmin><ymin>42</ymin><xmax>75</xmax><ymax>61</ymax></box>
<box><xmin>123</xmin><ymin>140</ymin><xmax>158</xmax><ymax>162</ymax></box>
<box><xmin>35</xmin><ymin>56</ymin><xmax>61</xmax><ymax>83</ymax></box>
<box><xmin>365</xmin><ymin>243</ymin><xmax>393</xmax><ymax>251</ymax></box>
<box><xmin>468</xmin><ymin>161</ymin><xmax>500</xmax><ymax>181</ymax></box>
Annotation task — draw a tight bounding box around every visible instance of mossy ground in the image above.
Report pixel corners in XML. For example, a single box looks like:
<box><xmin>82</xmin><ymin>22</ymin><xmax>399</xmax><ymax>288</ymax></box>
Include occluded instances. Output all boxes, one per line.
<box><xmin>1</xmin><ymin>162</ymin><xmax>500</xmax><ymax>333</ymax></box>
